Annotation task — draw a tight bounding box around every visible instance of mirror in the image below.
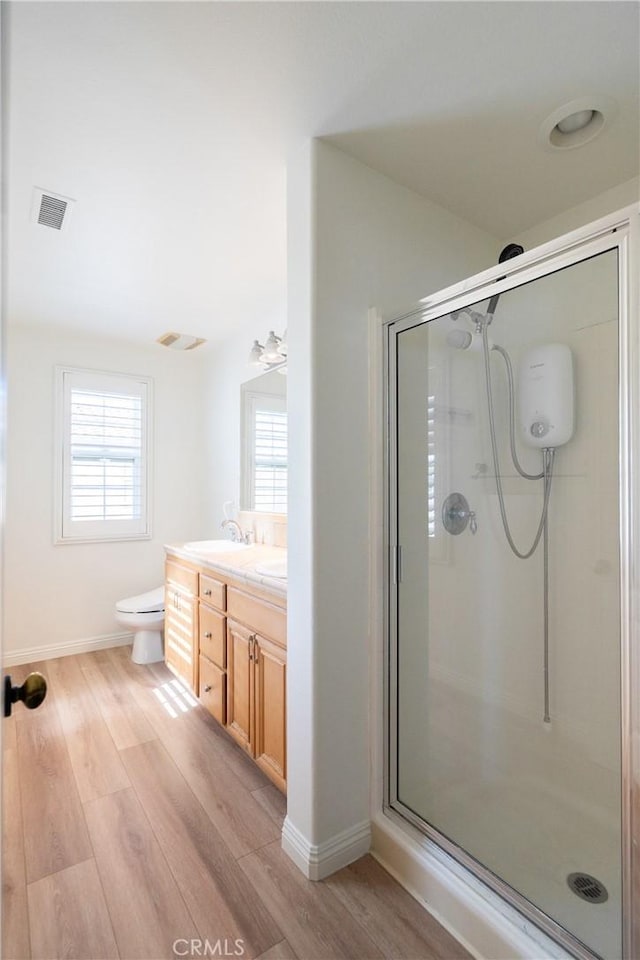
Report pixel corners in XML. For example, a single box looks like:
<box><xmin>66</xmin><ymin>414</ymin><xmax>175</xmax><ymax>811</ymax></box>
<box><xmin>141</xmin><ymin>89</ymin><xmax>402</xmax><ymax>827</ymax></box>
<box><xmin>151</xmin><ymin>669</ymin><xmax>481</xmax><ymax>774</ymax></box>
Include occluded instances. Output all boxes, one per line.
<box><xmin>240</xmin><ymin>370</ymin><xmax>287</xmax><ymax>514</ymax></box>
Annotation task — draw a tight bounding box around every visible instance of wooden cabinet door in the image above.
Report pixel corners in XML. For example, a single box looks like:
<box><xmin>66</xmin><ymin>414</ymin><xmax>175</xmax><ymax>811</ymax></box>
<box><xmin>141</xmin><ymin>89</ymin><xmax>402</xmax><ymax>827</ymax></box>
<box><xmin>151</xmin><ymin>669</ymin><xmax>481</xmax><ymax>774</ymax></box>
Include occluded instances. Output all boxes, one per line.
<box><xmin>254</xmin><ymin>634</ymin><xmax>287</xmax><ymax>792</ymax></box>
<box><xmin>226</xmin><ymin>619</ymin><xmax>254</xmax><ymax>754</ymax></box>
<box><xmin>164</xmin><ymin>587</ymin><xmax>197</xmax><ymax>691</ymax></box>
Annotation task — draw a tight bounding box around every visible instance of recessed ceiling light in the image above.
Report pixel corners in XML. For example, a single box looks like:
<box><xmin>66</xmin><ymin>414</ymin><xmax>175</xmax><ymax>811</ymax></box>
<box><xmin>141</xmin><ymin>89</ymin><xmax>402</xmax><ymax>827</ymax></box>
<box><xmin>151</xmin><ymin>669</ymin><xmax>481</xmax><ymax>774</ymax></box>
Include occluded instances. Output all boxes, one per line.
<box><xmin>555</xmin><ymin>109</ymin><xmax>594</xmax><ymax>135</ymax></box>
<box><xmin>539</xmin><ymin>96</ymin><xmax>615</xmax><ymax>151</ymax></box>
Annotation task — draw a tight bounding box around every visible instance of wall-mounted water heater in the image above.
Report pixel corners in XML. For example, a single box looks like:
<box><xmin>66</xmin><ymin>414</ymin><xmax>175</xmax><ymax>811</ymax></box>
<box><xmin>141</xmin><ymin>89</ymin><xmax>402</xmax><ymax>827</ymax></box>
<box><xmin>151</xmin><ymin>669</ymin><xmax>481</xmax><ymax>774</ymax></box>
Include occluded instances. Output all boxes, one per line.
<box><xmin>518</xmin><ymin>343</ymin><xmax>574</xmax><ymax>448</ymax></box>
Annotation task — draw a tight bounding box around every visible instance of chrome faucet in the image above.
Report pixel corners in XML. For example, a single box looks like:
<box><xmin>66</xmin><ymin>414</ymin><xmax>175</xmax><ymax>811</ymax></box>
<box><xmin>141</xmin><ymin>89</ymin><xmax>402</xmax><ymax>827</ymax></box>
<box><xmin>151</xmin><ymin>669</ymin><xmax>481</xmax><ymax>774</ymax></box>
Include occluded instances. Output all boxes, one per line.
<box><xmin>220</xmin><ymin>519</ymin><xmax>253</xmax><ymax>544</ymax></box>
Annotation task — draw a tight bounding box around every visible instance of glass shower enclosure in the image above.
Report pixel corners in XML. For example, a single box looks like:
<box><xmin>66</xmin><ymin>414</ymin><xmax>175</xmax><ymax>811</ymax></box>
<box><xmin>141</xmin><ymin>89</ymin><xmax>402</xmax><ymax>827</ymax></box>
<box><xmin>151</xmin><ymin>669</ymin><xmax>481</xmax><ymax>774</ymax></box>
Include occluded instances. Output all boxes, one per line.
<box><xmin>385</xmin><ymin>213</ymin><xmax>638</xmax><ymax>960</ymax></box>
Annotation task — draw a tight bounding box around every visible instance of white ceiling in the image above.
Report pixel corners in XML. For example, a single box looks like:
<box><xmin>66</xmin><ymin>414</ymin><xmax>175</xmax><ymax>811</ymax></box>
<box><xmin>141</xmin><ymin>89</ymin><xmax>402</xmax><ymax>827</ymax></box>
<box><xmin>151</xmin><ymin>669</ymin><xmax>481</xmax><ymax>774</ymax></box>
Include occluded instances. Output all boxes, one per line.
<box><xmin>6</xmin><ymin>1</ymin><xmax>639</xmax><ymax>345</ymax></box>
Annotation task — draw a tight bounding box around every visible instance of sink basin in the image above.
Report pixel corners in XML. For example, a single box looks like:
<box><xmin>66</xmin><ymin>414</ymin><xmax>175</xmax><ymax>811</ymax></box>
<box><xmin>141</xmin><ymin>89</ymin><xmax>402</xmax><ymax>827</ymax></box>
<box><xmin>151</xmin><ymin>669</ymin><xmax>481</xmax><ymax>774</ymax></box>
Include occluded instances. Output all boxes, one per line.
<box><xmin>255</xmin><ymin>559</ymin><xmax>288</xmax><ymax>579</ymax></box>
<box><xmin>183</xmin><ymin>539</ymin><xmax>249</xmax><ymax>554</ymax></box>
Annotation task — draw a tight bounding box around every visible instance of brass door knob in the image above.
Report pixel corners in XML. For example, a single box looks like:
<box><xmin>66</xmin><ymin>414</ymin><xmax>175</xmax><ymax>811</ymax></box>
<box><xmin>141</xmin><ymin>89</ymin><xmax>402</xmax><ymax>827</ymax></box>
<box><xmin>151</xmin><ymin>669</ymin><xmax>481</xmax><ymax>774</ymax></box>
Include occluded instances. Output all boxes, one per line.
<box><xmin>3</xmin><ymin>672</ymin><xmax>48</xmax><ymax>717</ymax></box>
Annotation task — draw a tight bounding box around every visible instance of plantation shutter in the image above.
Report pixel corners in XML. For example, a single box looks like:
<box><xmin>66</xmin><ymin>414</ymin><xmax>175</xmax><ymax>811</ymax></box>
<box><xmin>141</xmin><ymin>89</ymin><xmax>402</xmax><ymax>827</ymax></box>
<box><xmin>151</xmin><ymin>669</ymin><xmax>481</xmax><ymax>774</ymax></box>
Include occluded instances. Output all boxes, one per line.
<box><xmin>427</xmin><ymin>392</ymin><xmax>436</xmax><ymax>538</ymax></box>
<box><xmin>70</xmin><ymin>389</ymin><xmax>143</xmax><ymax>521</ymax></box>
<box><xmin>58</xmin><ymin>369</ymin><xmax>151</xmax><ymax>541</ymax></box>
<box><xmin>254</xmin><ymin>407</ymin><xmax>287</xmax><ymax>513</ymax></box>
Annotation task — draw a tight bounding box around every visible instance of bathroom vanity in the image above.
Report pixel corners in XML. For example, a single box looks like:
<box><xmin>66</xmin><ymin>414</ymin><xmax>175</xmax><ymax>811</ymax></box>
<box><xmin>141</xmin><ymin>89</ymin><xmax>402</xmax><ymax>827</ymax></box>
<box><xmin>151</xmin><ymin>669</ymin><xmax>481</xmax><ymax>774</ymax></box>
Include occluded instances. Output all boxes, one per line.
<box><xmin>164</xmin><ymin>543</ymin><xmax>287</xmax><ymax>792</ymax></box>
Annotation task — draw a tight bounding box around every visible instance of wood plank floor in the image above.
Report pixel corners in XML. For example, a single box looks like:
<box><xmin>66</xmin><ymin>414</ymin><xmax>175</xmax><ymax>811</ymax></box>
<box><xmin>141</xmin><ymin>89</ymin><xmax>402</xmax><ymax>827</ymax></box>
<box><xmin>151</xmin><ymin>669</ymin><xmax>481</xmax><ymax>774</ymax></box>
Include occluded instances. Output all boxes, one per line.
<box><xmin>2</xmin><ymin>647</ymin><xmax>471</xmax><ymax>960</ymax></box>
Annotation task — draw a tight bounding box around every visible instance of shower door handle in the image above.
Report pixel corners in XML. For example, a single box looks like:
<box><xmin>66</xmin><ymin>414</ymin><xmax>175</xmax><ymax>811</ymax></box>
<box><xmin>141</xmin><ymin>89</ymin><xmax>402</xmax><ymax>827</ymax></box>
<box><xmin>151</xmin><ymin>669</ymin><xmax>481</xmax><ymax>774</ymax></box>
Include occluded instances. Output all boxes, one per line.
<box><xmin>392</xmin><ymin>545</ymin><xmax>402</xmax><ymax>584</ymax></box>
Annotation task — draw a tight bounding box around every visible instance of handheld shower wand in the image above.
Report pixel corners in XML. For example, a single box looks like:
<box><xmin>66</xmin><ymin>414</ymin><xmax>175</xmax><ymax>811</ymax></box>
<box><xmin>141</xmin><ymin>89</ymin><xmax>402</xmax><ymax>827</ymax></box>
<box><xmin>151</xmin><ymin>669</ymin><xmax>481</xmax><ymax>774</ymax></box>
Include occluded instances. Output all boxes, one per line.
<box><xmin>486</xmin><ymin>243</ymin><xmax>525</xmax><ymax>317</ymax></box>
<box><xmin>477</xmin><ymin>242</ymin><xmax>572</xmax><ymax>723</ymax></box>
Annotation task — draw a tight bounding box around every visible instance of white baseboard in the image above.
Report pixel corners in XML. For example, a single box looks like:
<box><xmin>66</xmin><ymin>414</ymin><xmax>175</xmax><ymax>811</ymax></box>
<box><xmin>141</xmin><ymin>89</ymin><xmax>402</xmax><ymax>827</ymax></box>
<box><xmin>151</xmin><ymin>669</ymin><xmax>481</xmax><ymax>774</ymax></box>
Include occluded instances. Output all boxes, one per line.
<box><xmin>281</xmin><ymin>816</ymin><xmax>371</xmax><ymax>881</ymax></box>
<box><xmin>3</xmin><ymin>632</ymin><xmax>133</xmax><ymax>667</ymax></box>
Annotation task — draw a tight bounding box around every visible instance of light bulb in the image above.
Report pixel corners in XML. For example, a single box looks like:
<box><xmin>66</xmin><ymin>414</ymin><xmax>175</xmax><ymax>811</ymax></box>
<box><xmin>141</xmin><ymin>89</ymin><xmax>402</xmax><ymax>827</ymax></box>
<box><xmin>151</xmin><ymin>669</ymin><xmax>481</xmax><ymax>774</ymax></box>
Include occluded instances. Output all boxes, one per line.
<box><xmin>249</xmin><ymin>340</ymin><xmax>265</xmax><ymax>366</ymax></box>
<box><xmin>263</xmin><ymin>331</ymin><xmax>282</xmax><ymax>362</ymax></box>
<box><xmin>556</xmin><ymin>110</ymin><xmax>594</xmax><ymax>135</ymax></box>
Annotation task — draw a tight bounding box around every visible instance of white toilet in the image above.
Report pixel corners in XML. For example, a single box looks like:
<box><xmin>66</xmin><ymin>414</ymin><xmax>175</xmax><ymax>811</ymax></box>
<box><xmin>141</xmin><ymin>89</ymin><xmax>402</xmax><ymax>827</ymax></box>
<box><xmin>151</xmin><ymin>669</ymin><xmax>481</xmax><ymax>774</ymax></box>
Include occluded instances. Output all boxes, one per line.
<box><xmin>115</xmin><ymin>586</ymin><xmax>165</xmax><ymax>664</ymax></box>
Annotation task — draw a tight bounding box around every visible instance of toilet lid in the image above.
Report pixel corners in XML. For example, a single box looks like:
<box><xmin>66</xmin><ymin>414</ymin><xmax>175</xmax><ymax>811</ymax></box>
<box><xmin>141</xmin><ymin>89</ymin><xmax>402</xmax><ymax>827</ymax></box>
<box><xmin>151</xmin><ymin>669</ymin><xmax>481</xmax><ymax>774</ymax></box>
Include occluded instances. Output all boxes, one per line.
<box><xmin>116</xmin><ymin>586</ymin><xmax>165</xmax><ymax>614</ymax></box>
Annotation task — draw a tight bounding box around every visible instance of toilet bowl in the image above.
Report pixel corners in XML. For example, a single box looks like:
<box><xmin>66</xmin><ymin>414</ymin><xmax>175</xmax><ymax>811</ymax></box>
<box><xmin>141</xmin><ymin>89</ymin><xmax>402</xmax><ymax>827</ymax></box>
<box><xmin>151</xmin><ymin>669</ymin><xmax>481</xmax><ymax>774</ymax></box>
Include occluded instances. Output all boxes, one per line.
<box><xmin>115</xmin><ymin>586</ymin><xmax>165</xmax><ymax>664</ymax></box>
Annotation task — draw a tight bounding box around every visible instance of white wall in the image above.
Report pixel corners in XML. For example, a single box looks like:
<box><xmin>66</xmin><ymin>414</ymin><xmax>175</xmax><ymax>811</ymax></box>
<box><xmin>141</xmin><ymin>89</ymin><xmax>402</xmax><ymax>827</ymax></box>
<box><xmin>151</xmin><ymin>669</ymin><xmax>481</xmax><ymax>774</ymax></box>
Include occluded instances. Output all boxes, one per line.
<box><xmin>513</xmin><ymin>176</ymin><xmax>639</xmax><ymax>249</ymax></box>
<box><xmin>4</xmin><ymin>323</ymin><xmax>208</xmax><ymax>661</ymax></box>
<box><xmin>285</xmin><ymin>140</ymin><xmax>497</xmax><ymax>865</ymax></box>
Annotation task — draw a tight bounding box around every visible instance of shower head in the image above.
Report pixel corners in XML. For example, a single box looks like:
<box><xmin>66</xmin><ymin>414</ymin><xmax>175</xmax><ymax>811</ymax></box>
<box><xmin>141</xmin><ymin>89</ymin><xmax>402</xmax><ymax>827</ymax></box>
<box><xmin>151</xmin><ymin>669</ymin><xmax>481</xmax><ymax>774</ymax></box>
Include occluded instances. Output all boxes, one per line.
<box><xmin>446</xmin><ymin>328</ymin><xmax>493</xmax><ymax>352</ymax></box>
<box><xmin>450</xmin><ymin>307</ymin><xmax>490</xmax><ymax>329</ymax></box>
<box><xmin>447</xmin><ymin>329</ymin><xmax>473</xmax><ymax>350</ymax></box>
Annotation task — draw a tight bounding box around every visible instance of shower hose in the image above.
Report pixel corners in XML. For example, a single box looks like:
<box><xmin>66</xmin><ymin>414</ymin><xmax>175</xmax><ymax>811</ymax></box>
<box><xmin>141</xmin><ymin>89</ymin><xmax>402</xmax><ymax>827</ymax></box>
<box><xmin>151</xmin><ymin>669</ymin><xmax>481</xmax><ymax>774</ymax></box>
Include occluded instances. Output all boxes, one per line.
<box><xmin>480</xmin><ymin>319</ymin><xmax>555</xmax><ymax>721</ymax></box>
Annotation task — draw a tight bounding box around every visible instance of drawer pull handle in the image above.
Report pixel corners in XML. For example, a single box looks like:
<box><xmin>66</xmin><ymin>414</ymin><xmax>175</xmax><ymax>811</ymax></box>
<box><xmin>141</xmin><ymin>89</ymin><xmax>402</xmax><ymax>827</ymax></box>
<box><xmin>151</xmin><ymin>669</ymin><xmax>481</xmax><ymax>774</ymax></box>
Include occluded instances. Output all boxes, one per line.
<box><xmin>204</xmin><ymin>632</ymin><xmax>212</xmax><ymax>639</ymax></box>
<box><xmin>204</xmin><ymin>589</ymin><xmax>212</xmax><ymax>597</ymax></box>
<box><xmin>204</xmin><ymin>684</ymin><xmax>212</xmax><ymax>693</ymax></box>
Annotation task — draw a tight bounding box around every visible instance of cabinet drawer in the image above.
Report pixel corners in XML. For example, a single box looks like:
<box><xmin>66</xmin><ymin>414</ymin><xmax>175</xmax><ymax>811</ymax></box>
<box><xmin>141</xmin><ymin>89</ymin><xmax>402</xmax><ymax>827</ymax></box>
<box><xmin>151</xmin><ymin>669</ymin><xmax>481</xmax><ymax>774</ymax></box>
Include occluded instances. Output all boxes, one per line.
<box><xmin>227</xmin><ymin>587</ymin><xmax>286</xmax><ymax>647</ymax></box>
<box><xmin>199</xmin><ymin>655</ymin><xmax>226</xmax><ymax>725</ymax></box>
<box><xmin>199</xmin><ymin>605</ymin><xmax>226</xmax><ymax>668</ymax></box>
<box><xmin>199</xmin><ymin>574</ymin><xmax>226</xmax><ymax>611</ymax></box>
<box><xmin>166</xmin><ymin>559</ymin><xmax>198</xmax><ymax>596</ymax></box>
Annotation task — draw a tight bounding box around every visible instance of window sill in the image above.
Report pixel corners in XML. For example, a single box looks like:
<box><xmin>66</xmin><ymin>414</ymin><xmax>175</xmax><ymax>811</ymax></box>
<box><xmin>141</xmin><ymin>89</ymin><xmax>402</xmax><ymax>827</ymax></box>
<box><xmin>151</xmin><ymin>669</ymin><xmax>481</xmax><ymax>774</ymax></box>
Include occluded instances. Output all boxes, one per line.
<box><xmin>54</xmin><ymin>532</ymin><xmax>152</xmax><ymax>546</ymax></box>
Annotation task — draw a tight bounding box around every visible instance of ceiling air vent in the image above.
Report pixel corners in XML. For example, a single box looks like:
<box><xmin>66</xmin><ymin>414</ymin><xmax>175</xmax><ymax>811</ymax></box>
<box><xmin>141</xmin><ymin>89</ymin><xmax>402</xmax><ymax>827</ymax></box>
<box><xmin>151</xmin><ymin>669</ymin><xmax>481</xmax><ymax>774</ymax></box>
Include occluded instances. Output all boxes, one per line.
<box><xmin>31</xmin><ymin>187</ymin><xmax>75</xmax><ymax>231</ymax></box>
<box><xmin>156</xmin><ymin>332</ymin><xmax>207</xmax><ymax>351</ymax></box>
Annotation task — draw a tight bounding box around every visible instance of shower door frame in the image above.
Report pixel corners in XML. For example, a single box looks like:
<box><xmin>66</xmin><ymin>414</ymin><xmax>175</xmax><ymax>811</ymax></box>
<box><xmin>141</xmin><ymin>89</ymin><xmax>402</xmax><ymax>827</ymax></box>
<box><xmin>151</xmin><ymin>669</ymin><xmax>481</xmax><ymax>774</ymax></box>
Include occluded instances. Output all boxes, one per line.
<box><xmin>383</xmin><ymin>204</ymin><xmax>639</xmax><ymax>960</ymax></box>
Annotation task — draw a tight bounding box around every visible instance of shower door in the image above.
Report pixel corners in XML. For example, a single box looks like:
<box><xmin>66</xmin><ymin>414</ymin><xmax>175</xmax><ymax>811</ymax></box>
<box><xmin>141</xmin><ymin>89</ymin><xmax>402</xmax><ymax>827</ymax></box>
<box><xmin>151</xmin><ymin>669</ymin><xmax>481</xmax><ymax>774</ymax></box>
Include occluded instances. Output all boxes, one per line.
<box><xmin>387</xmin><ymin>237</ymin><xmax>630</xmax><ymax>960</ymax></box>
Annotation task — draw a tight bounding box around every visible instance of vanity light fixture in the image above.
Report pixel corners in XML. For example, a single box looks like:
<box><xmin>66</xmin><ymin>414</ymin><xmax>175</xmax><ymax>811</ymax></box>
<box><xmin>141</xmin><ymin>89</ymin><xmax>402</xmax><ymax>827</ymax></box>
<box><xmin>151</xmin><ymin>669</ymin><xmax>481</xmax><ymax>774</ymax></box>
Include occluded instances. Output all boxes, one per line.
<box><xmin>249</xmin><ymin>329</ymin><xmax>287</xmax><ymax>372</ymax></box>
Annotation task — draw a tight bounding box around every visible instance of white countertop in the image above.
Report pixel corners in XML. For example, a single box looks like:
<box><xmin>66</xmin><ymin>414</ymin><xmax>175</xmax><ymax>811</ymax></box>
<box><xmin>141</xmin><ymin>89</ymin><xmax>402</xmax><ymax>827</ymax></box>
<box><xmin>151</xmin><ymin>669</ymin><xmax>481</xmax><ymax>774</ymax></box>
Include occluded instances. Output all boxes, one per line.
<box><xmin>165</xmin><ymin>542</ymin><xmax>288</xmax><ymax>599</ymax></box>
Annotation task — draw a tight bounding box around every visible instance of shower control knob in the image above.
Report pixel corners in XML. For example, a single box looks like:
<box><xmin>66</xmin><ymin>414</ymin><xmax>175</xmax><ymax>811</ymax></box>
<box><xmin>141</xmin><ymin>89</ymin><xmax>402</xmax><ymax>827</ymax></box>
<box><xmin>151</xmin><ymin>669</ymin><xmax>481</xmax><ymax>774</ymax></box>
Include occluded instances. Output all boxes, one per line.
<box><xmin>442</xmin><ymin>493</ymin><xmax>476</xmax><ymax>536</ymax></box>
<box><xmin>530</xmin><ymin>419</ymin><xmax>549</xmax><ymax>439</ymax></box>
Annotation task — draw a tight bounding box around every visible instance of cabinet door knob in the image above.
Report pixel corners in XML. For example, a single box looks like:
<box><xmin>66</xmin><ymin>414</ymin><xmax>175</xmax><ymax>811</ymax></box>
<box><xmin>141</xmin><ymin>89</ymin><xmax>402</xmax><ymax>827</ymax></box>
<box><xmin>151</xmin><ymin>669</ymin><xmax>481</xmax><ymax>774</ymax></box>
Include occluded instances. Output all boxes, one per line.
<box><xmin>204</xmin><ymin>632</ymin><xmax>212</xmax><ymax>639</ymax></box>
<box><xmin>204</xmin><ymin>589</ymin><xmax>212</xmax><ymax>597</ymax></box>
<box><xmin>204</xmin><ymin>684</ymin><xmax>212</xmax><ymax>693</ymax></box>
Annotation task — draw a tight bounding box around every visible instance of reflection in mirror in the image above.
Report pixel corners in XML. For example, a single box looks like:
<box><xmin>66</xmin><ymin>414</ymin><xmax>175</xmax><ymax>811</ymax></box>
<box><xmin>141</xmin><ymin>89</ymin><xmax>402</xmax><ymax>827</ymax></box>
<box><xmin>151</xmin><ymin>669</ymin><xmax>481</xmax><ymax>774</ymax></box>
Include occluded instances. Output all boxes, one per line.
<box><xmin>240</xmin><ymin>370</ymin><xmax>287</xmax><ymax>514</ymax></box>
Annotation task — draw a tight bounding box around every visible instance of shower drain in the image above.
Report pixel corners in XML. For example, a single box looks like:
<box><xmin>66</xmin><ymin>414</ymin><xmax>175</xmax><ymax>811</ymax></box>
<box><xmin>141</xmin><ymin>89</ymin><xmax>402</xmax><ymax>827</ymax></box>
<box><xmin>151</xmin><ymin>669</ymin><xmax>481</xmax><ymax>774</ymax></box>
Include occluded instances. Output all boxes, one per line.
<box><xmin>567</xmin><ymin>873</ymin><xmax>608</xmax><ymax>904</ymax></box>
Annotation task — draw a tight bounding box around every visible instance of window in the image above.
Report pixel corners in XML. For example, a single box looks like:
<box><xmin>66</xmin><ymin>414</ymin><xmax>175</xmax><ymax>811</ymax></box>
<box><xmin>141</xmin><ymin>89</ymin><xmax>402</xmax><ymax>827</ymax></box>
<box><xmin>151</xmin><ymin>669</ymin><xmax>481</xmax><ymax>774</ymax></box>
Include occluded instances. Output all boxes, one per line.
<box><xmin>56</xmin><ymin>367</ymin><xmax>152</xmax><ymax>542</ymax></box>
<box><xmin>242</xmin><ymin>391</ymin><xmax>287</xmax><ymax>513</ymax></box>
<box><xmin>426</xmin><ymin>360</ymin><xmax>450</xmax><ymax>564</ymax></box>
<box><xmin>254</xmin><ymin>406</ymin><xmax>287</xmax><ymax>512</ymax></box>
<box><xmin>427</xmin><ymin>391</ymin><xmax>436</xmax><ymax>537</ymax></box>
